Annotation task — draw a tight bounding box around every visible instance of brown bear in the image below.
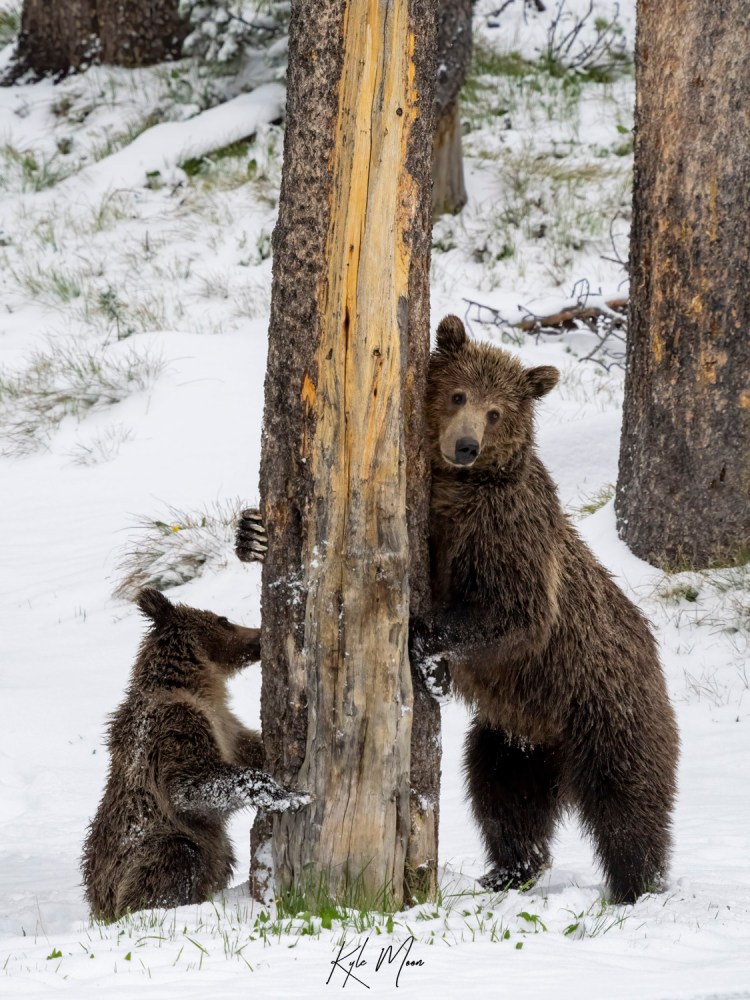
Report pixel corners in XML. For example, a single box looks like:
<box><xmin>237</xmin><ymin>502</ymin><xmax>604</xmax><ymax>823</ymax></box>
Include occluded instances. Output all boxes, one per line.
<box><xmin>81</xmin><ymin>588</ymin><xmax>311</xmax><ymax>921</ymax></box>
<box><xmin>409</xmin><ymin>314</ymin><xmax>679</xmax><ymax>903</ymax></box>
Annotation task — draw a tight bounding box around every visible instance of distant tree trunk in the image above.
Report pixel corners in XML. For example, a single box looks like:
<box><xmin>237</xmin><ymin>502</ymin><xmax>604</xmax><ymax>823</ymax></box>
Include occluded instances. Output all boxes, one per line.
<box><xmin>432</xmin><ymin>0</ymin><xmax>472</xmax><ymax>217</ymax></box>
<box><xmin>97</xmin><ymin>0</ymin><xmax>186</xmax><ymax>67</ymax></box>
<box><xmin>253</xmin><ymin>0</ymin><xmax>438</xmax><ymax>907</ymax></box>
<box><xmin>10</xmin><ymin>0</ymin><xmax>184</xmax><ymax>78</ymax></box>
<box><xmin>13</xmin><ymin>0</ymin><xmax>98</xmax><ymax>78</ymax></box>
<box><xmin>616</xmin><ymin>0</ymin><xmax>750</xmax><ymax>569</ymax></box>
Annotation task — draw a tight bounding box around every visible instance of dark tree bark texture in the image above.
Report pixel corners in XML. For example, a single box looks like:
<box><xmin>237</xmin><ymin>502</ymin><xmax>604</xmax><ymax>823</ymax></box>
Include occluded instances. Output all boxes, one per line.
<box><xmin>10</xmin><ymin>0</ymin><xmax>185</xmax><ymax>78</ymax></box>
<box><xmin>432</xmin><ymin>0</ymin><xmax>472</xmax><ymax>217</ymax></box>
<box><xmin>13</xmin><ymin>0</ymin><xmax>98</xmax><ymax>78</ymax></box>
<box><xmin>255</xmin><ymin>0</ymin><xmax>438</xmax><ymax>906</ymax></box>
<box><xmin>616</xmin><ymin>0</ymin><xmax>750</xmax><ymax>568</ymax></box>
<box><xmin>97</xmin><ymin>0</ymin><xmax>186</xmax><ymax>67</ymax></box>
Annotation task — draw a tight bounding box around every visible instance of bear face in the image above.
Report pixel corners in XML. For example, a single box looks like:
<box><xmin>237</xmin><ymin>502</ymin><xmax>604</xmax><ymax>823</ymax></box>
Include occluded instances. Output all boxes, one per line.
<box><xmin>427</xmin><ymin>315</ymin><xmax>559</xmax><ymax>471</ymax></box>
<box><xmin>134</xmin><ymin>587</ymin><xmax>261</xmax><ymax>688</ymax></box>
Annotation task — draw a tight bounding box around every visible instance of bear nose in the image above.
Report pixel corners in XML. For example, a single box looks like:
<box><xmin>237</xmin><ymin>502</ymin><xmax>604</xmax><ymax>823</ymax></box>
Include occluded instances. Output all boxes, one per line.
<box><xmin>455</xmin><ymin>437</ymin><xmax>479</xmax><ymax>465</ymax></box>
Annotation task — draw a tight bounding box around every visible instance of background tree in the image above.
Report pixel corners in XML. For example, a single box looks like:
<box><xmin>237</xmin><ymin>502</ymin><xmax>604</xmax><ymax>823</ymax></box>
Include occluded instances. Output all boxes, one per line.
<box><xmin>254</xmin><ymin>0</ymin><xmax>438</xmax><ymax>905</ymax></box>
<box><xmin>615</xmin><ymin>0</ymin><xmax>750</xmax><ymax>568</ymax></box>
<box><xmin>433</xmin><ymin>0</ymin><xmax>472</xmax><ymax>217</ymax></box>
<box><xmin>10</xmin><ymin>0</ymin><xmax>185</xmax><ymax>78</ymax></box>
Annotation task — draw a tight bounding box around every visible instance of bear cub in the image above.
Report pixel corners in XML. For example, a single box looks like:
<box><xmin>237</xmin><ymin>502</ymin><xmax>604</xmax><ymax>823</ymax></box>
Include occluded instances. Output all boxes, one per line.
<box><xmin>410</xmin><ymin>315</ymin><xmax>679</xmax><ymax>903</ymax></box>
<box><xmin>81</xmin><ymin>588</ymin><xmax>311</xmax><ymax>921</ymax></box>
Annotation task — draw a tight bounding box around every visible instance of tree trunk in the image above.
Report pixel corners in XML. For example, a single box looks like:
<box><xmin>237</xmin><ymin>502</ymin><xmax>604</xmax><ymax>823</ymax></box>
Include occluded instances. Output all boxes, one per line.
<box><xmin>97</xmin><ymin>0</ymin><xmax>186</xmax><ymax>67</ymax></box>
<box><xmin>432</xmin><ymin>0</ymin><xmax>472</xmax><ymax>217</ymax></box>
<box><xmin>254</xmin><ymin>0</ymin><xmax>438</xmax><ymax>907</ymax></box>
<box><xmin>9</xmin><ymin>0</ymin><xmax>184</xmax><ymax>78</ymax></box>
<box><xmin>615</xmin><ymin>0</ymin><xmax>750</xmax><ymax>569</ymax></box>
<box><xmin>13</xmin><ymin>0</ymin><xmax>99</xmax><ymax>78</ymax></box>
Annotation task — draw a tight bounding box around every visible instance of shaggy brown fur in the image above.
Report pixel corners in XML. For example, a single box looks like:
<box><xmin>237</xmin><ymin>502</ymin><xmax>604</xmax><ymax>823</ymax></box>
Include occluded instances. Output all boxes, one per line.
<box><xmin>410</xmin><ymin>315</ymin><xmax>679</xmax><ymax>903</ymax></box>
<box><xmin>81</xmin><ymin>589</ymin><xmax>311</xmax><ymax>921</ymax></box>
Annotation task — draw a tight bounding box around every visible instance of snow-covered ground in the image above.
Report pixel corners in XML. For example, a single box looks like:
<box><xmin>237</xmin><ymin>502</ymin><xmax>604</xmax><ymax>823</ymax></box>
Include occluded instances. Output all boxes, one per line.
<box><xmin>1</xmin><ymin>1</ymin><xmax>749</xmax><ymax>996</ymax></box>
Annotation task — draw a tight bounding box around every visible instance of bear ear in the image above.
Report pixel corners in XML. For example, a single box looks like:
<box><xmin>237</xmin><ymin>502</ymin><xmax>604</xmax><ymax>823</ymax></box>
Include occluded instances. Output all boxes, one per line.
<box><xmin>525</xmin><ymin>365</ymin><xmax>559</xmax><ymax>399</ymax></box>
<box><xmin>436</xmin><ymin>315</ymin><xmax>467</xmax><ymax>354</ymax></box>
<box><xmin>136</xmin><ymin>588</ymin><xmax>174</xmax><ymax>626</ymax></box>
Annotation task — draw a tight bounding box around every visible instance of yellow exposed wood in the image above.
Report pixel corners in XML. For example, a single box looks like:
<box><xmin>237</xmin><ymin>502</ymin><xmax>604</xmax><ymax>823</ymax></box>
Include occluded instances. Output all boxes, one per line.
<box><xmin>273</xmin><ymin>0</ymin><xmax>423</xmax><ymax>905</ymax></box>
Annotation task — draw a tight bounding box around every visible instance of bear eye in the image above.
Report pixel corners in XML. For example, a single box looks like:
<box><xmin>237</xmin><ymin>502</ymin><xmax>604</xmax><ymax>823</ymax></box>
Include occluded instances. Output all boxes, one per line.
<box><xmin>487</xmin><ymin>409</ymin><xmax>500</xmax><ymax>424</ymax></box>
<box><xmin>218</xmin><ymin>616</ymin><xmax>231</xmax><ymax>628</ymax></box>
<box><xmin>452</xmin><ymin>392</ymin><xmax>466</xmax><ymax>406</ymax></box>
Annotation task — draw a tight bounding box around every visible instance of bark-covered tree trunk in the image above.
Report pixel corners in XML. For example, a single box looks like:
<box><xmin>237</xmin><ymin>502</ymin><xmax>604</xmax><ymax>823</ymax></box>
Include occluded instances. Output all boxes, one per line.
<box><xmin>97</xmin><ymin>0</ymin><xmax>186</xmax><ymax>67</ymax></box>
<box><xmin>254</xmin><ymin>0</ymin><xmax>438</xmax><ymax>907</ymax></box>
<box><xmin>10</xmin><ymin>0</ymin><xmax>185</xmax><ymax>78</ymax></box>
<box><xmin>13</xmin><ymin>0</ymin><xmax>99</xmax><ymax>78</ymax></box>
<box><xmin>615</xmin><ymin>0</ymin><xmax>750</xmax><ymax>569</ymax></box>
<box><xmin>432</xmin><ymin>0</ymin><xmax>472</xmax><ymax>217</ymax></box>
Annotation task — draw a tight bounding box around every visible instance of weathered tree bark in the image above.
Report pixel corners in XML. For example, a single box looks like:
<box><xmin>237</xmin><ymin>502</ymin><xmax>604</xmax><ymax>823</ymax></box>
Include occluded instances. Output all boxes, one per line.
<box><xmin>432</xmin><ymin>0</ymin><xmax>472</xmax><ymax>217</ymax></box>
<box><xmin>615</xmin><ymin>0</ymin><xmax>750</xmax><ymax>568</ymax></box>
<box><xmin>254</xmin><ymin>0</ymin><xmax>438</xmax><ymax>907</ymax></box>
<box><xmin>9</xmin><ymin>0</ymin><xmax>184</xmax><ymax>78</ymax></box>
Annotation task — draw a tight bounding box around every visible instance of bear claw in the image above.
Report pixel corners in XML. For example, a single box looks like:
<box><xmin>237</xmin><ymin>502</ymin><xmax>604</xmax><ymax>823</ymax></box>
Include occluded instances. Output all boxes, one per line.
<box><xmin>236</xmin><ymin>508</ymin><xmax>267</xmax><ymax>564</ymax></box>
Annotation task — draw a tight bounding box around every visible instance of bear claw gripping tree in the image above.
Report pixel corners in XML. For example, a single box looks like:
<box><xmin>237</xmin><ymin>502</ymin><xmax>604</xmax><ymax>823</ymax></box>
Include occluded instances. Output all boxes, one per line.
<box><xmin>81</xmin><ymin>589</ymin><xmax>311</xmax><ymax>922</ymax></box>
<box><xmin>410</xmin><ymin>316</ymin><xmax>679</xmax><ymax>904</ymax></box>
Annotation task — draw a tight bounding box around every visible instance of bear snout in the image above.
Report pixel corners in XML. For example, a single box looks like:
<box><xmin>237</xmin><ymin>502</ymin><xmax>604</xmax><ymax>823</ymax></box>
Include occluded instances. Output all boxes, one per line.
<box><xmin>454</xmin><ymin>437</ymin><xmax>480</xmax><ymax>465</ymax></box>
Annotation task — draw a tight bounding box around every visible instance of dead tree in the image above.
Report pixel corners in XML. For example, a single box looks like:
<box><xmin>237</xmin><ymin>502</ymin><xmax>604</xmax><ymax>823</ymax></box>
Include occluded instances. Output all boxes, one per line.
<box><xmin>615</xmin><ymin>0</ymin><xmax>750</xmax><ymax>568</ymax></box>
<box><xmin>255</xmin><ymin>0</ymin><xmax>438</xmax><ymax>906</ymax></box>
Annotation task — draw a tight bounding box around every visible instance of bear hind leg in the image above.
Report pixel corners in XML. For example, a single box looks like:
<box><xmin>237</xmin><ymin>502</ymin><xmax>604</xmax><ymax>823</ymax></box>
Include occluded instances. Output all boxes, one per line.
<box><xmin>576</xmin><ymin>766</ymin><xmax>673</xmax><ymax>904</ymax></box>
<box><xmin>115</xmin><ymin>836</ymin><xmax>210</xmax><ymax>917</ymax></box>
<box><xmin>464</xmin><ymin>719</ymin><xmax>562</xmax><ymax>891</ymax></box>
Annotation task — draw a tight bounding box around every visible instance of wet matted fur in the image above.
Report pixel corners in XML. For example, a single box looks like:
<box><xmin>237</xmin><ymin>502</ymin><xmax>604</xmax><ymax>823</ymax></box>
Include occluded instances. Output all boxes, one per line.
<box><xmin>410</xmin><ymin>315</ymin><xmax>679</xmax><ymax>903</ymax></box>
<box><xmin>81</xmin><ymin>589</ymin><xmax>311</xmax><ymax>921</ymax></box>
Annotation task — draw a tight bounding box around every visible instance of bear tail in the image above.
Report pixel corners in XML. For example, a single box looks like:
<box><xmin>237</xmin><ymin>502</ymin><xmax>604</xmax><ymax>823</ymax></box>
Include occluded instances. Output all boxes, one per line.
<box><xmin>135</xmin><ymin>587</ymin><xmax>174</xmax><ymax>626</ymax></box>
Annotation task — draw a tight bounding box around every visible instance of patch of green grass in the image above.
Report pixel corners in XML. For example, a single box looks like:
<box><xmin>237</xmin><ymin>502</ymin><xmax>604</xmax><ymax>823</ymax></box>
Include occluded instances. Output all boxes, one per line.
<box><xmin>180</xmin><ymin>139</ymin><xmax>252</xmax><ymax>178</ymax></box>
<box><xmin>275</xmin><ymin>865</ymin><xmax>399</xmax><ymax>922</ymax></box>
<box><xmin>0</xmin><ymin>143</ymin><xmax>75</xmax><ymax>192</ymax></box>
<box><xmin>0</xmin><ymin>4</ymin><xmax>20</xmax><ymax>47</ymax></box>
<box><xmin>574</xmin><ymin>483</ymin><xmax>616</xmax><ymax>518</ymax></box>
<box><xmin>659</xmin><ymin>582</ymin><xmax>701</xmax><ymax>605</ymax></box>
<box><xmin>88</xmin><ymin>109</ymin><xmax>165</xmax><ymax>163</ymax></box>
<box><xmin>0</xmin><ymin>342</ymin><xmax>164</xmax><ymax>456</ymax></box>
<box><xmin>113</xmin><ymin>499</ymin><xmax>245</xmax><ymax>599</ymax></box>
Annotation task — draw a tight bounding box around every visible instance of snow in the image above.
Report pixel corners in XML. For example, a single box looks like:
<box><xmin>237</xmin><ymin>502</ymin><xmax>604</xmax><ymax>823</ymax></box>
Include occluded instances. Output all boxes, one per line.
<box><xmin>1</xmin><ymin>0</ymin><xmax>749</xmax><ymax>996</ymax></box>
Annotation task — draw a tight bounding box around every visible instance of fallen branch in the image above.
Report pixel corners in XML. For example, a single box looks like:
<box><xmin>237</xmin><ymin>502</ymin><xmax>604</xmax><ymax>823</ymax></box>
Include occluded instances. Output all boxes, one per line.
<box><xmin>516</xmin><ymin>297</ymin><xmax>627</xmax><ymax>331</ymax></box>
<box><xmin>462</xmin><ymin>291</ymin><xmax>628</xmax><ymax>372</ymax></box>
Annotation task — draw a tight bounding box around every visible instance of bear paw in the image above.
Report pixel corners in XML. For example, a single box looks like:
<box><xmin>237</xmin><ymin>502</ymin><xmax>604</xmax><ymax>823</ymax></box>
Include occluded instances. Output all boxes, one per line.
<box><xmin>477</xmin><ymin>862</ymin><xmax>547</xmax><ymax>893</ymax></box>
<box><xmin>416</xmin><ymin>653</ymin><xmax>453</xmax><ymax>704</ymax></box>
<box><xmin>236</xmin><ymin>508</ymin><xmax>267</xmax><ymax>563</ymax></box>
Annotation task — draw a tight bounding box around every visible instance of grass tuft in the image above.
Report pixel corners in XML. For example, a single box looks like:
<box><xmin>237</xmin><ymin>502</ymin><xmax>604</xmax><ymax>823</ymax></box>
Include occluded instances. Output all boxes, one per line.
<box><xmin>0</xmin><ymin>342</ymin><xmax>164</xmax><ymax>455</ymax></box>
<box><xmin>113</xmin><ymin>499</ymin><xmax>245</xmax><ymax>599</ymax></box>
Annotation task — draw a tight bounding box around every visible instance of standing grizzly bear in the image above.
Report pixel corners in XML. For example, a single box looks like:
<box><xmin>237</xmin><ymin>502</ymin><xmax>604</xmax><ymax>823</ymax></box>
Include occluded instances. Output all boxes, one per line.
<box><xmin>409</xmin><ymin>315</ymin><xmax>679</xmax><ymax>904</ymax></box>
<box><xmin>81</xmin><ymin>589</ymin><xmax>311</xmax><ymax>921</ymax></box>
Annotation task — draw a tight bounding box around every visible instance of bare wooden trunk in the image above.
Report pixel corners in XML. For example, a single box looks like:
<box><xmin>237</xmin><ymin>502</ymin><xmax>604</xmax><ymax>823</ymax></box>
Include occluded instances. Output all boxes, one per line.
<box><xmin>255</xmin><ymin>0</ymin><xmax>437</xmax><ymax>906</ymax></box>
<box><xmin>432</xmin><ymin>0</ymin><xmax>472</xmax><ymax>217</ymax></box>
<box><xmin>615</xmin><ymin>0</ymin><xmax>750</xmax><ymax>568</ymax></box>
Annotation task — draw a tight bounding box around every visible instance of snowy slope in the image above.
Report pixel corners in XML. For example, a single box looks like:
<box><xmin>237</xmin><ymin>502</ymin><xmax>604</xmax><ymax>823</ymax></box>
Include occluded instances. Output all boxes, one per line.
<box><xmin>1</xmin><ymin>1</ymin><xmax>749</xmax><ymax>996</ymax></box>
